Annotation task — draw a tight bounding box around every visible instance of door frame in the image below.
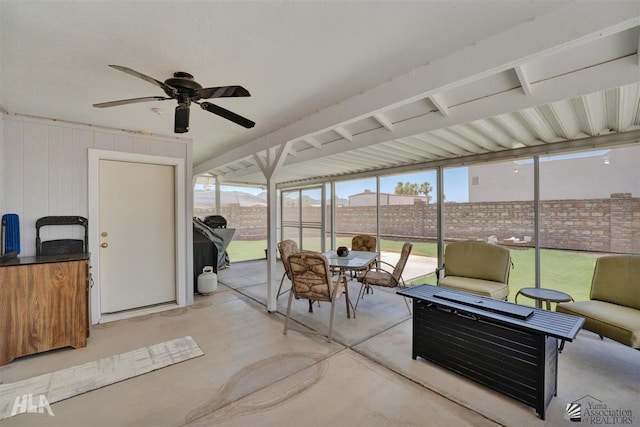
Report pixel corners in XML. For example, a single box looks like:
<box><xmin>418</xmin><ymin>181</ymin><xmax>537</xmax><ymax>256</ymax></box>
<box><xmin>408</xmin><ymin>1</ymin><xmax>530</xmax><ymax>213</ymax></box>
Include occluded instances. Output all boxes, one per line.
<box><xmin>88</xmin><ymin>149</ymin><xmax>186</xmax><ymax>324</ymax></box>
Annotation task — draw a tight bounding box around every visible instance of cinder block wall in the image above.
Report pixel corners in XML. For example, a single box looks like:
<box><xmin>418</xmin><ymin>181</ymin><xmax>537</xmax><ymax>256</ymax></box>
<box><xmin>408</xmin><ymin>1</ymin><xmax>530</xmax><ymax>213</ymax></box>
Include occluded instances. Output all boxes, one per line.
<box><xmin>194</xmin><ymin>193</ymin><xmax>639</xmax><ymax>254</ymax></box>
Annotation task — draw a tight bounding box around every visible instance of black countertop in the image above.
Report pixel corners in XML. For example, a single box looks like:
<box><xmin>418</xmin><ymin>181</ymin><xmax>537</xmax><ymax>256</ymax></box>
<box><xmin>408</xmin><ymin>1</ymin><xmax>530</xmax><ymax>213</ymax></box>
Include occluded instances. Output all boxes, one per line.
<box><xmin>0</xmin><ymin>252</ymin><xmax>90</xmax><ymax>267</ymax></box>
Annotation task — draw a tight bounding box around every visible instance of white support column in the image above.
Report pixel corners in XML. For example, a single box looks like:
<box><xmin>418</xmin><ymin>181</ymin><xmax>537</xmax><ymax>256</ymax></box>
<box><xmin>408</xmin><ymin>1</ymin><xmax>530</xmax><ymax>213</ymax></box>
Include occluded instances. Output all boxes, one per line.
<box><xmin>436</xmin><ymin>166</ymin><xmax>445</xmax><ymax>267</ymax></box>
<box><xmin>533</xmin><ymin>155</ymin><xmax>541</xmax><ymax>297</ymax></box>
<box><xmin>330</xmin><ymin>181</ymin><xmax>336</xmax><ymax>250</ymax></box>
<box><xmin>214</xmin><ymin>175</ymin><xmax>221</xmax><ymax>215</ymax></box>
<box><xmin>265</xmin><ymin>177</ymin><xmax>279</xmax><ymax>312</ymax></box>
<box><xmin>254</xmin><ymin>141</ymin><xmax>293</xmax><ymax>312</ymax></box>
<box><xmin>376</xmin><ymin>176</ymin><xmax>381</xmax><ymax>251</ymax></box>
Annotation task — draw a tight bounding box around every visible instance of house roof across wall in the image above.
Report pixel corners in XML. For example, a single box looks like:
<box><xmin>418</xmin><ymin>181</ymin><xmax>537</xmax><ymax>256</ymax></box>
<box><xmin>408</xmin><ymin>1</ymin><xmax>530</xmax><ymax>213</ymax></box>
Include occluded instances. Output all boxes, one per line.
<box><xmin>1</xmin><ymin>1</ymin><xmax>639</xmax><ymax>187</ymax></box>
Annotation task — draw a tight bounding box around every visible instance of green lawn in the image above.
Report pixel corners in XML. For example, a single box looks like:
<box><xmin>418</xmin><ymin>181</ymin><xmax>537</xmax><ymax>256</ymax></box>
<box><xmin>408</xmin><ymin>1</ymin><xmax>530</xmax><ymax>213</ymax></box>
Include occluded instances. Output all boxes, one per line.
<box><xmin>228</xmin><ymin>239</ymin><xmax>599</xmax><ymax>306</ymax></box>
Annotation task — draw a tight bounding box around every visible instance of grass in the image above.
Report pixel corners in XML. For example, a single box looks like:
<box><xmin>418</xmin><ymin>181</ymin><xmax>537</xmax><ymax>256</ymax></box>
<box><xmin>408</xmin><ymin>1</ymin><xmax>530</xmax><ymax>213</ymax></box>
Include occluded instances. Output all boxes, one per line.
<box><xmin>227</xmin><ymin>239</ymin><xmax>599</xmax><ymax>307</ymax></box>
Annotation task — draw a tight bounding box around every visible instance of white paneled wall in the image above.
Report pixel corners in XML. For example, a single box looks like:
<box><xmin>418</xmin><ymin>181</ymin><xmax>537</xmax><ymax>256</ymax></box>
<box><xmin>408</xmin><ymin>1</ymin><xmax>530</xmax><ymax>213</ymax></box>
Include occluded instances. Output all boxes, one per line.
<box><xmin>0</xmin><ymin>115</ymin><xmax>193</xmax><ymax>288</ymax></box>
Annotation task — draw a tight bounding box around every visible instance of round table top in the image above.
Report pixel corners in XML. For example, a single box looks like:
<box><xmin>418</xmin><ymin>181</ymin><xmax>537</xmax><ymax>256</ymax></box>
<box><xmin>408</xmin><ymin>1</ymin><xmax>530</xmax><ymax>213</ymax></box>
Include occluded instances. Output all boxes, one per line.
<box><xmin>517</xmin><ymin>287</ymin><xmax>573</xmax><ymax>302</ymax></box>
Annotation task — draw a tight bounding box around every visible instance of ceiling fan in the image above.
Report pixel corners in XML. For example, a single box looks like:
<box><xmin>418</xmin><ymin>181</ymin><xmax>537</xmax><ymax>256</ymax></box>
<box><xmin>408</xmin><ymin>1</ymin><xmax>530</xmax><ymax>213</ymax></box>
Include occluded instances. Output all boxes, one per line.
<box><xmin>93</xmin><ymin>65</ymin><xmax>255</xmax><ymax>133</ymax></box>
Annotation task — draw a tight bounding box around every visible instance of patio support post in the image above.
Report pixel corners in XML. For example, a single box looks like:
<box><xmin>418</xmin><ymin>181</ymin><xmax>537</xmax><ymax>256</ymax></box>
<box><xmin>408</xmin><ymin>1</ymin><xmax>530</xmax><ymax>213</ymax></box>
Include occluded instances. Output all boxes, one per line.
<box><xmin>376</xmin><ymin>176</ymin><xmax>381</xmax><ymax>252</ymax></box>
<box><xmin>436</xmin><ymin>166</ymin><xmax>445</xmax><ymax>267</ymax></box>
<box><xmin>533</xmin><ymin>156</ymin><xmax>541</xmax><ymax>306</ymax></box>
<box><xmin>265</xmin><ymin>177</ymin><xmax>278</xmax><ymax>312</ymax></box>
<box><xmin>214</xmin><ymin>174</ymin><xmax>221</xmax><ymax>215</ymax></box>
<box><xmin>254</xmin><ymin>140</ymin><xmax>293</xmax><ymax>312</ymax></box>
<box><xmin>321</xmin><ymin>184</ymin><xmax>326</xmax><ymax>252</ymax></box>
<box><xmin>330</xmin><ymin>181</ymin><xmax>336</xmax><ymax>250</ymax></box>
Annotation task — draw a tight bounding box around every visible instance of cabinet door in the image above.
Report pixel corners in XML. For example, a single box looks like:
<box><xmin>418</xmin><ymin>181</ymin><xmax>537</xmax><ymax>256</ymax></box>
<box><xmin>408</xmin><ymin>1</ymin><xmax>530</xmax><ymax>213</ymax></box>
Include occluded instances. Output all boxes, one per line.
<box><xmin>0</xmin><ymin>260</ymin><xmax>88</xmax><ymax>365</ymax></box>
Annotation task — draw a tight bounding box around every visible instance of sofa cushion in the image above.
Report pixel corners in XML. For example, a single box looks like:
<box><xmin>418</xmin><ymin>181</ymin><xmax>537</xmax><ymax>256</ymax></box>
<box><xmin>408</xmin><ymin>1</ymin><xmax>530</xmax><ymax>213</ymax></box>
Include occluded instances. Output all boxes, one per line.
<box><xmin>556</xmin><ymin>300</ymin><xmax>640</xmax><ymax>348</ymax></box>
<box><xmin>590</xmin><ymin>255</ymin><xmax>640</xmax><ymax>310</ymax></box>
<box><xmin>438</xmin><ymin>276</ymin><xmax>509</xmax><ymax>300</ymax></box>
<box><xmin>444</xmin><ymin>241</ymin><xmax>510</xmax><ymax>283</ymax></box>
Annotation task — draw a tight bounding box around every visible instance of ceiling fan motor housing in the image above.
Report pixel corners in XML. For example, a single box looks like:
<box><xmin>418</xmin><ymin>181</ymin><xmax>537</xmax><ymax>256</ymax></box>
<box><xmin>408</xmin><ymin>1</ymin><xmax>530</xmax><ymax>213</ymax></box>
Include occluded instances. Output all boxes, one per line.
<box><xmin>164</xmin><ymin>72</ymin><xmax>205</xmax><ymax>101</ymax></box>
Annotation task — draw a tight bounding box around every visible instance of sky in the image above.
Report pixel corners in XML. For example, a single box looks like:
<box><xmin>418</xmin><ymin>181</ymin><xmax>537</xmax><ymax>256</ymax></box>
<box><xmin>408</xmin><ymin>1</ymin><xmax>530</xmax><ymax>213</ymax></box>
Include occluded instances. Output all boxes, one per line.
<box><xmin>211</xmin><ymin>167</ymin><xmax>470</xmax><ymax>203</ymax></box>
<box><xmin>334</xmin><ymin>168</ymin><xmax>469</xmax><ymax>202</ymax></box>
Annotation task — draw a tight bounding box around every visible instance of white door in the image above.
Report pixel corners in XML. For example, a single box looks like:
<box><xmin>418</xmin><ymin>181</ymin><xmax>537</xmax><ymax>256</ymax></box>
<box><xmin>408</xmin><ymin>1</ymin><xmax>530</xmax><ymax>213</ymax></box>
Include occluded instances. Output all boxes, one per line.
<box><xmin>99</xmin><ymin>160</ymin><xmax>176</xmax><ymax>313</ymax></box>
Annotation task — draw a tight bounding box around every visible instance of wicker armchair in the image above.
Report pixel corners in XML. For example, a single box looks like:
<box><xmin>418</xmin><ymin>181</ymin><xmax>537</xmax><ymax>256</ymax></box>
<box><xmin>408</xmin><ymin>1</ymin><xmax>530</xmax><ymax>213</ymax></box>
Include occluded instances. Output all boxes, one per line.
<box><xmin>283</xmin><ymin>252</ymin><xmax>352</xmax><ymax>342</ymax></box>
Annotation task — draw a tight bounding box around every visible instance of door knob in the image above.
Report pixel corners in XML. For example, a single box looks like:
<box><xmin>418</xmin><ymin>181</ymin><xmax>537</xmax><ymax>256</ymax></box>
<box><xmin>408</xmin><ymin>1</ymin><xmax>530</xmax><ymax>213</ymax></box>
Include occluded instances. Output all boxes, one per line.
<box><xmin>101</xmin><ymin>243</ymin><xmax>108</xmax><ymax>248</ymax></box>
<box><xmin>101</xmin><ymin>232</ymin><xmax>108</xmax><ymax>237</ymax></box>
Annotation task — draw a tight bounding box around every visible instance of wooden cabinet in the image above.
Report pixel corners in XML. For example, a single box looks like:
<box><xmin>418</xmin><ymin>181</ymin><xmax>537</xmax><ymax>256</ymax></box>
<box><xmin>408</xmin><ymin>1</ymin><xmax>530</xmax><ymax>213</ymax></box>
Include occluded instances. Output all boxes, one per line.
<box><xmin>0</xmin><ymin>254</ymin><xmax>90</xmax><ymax>365</ymax></box>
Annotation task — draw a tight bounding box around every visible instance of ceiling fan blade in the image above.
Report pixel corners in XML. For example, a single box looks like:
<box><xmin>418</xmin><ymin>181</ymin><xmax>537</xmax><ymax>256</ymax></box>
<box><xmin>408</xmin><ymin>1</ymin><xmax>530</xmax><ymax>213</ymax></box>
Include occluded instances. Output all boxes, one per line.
<box><xmin>196</xmin><ymin>85</ymin><xmax>251</xmax><ymax>99</ymax></box>
<box><xmin>200</xmin><ymin>102</ymin><xmax>255</xmax><ymax>128</ymax></box>
<box><xmin>108</xmin><ymin>65</ymin><xmax>178</xmax><ymax>97</ymax></box>
<box><xmin>93</xmin><ymin>96</ymin><xmax>170</xmax><ymax>108</ymax></box>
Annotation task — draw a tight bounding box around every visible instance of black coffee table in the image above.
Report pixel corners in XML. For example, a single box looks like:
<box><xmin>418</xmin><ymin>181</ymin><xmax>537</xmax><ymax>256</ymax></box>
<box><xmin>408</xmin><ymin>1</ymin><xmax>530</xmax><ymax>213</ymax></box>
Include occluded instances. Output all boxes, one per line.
<box><xmin>398</xmin><ymin>284</ymin><xmax>584</xmax><ymax>420</ymax></box>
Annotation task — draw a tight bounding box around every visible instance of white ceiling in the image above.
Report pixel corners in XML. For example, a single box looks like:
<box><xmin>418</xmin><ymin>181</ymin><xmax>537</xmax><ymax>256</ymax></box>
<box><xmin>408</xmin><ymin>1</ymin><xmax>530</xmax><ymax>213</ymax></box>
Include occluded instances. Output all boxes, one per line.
<box><xmin>1</xmin><ymin>1</ymin><xmax>639</xmax><ymax>187</ymax></box>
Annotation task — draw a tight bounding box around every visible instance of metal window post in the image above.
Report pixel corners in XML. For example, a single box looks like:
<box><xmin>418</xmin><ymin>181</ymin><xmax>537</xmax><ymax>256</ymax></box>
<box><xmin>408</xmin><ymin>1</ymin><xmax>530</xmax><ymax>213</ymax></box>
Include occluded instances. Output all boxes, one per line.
<box><xmin>534</xmin><ymin>156</ymin><xmax>541</xmax><ymax>294</ymax></box>
<box><xmin>437</xmin><ymin>166</ymin><xmax>445</xmax><ymax>267</ymax></box>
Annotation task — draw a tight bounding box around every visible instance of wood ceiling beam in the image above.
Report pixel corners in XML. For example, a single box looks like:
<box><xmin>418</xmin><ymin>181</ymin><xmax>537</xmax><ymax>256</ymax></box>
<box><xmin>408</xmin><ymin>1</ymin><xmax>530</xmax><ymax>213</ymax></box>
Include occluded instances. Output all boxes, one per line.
<box><xmin>334</xmin><ymin>126</ymin><xmax>353</xmax><ymax>142</ymax></box>
<box><xmin>428</xmin><ymin>94</ymin><xmax>449</xmax><ymax>117</ymax></box>
<box><xmin>514</xmin><ymin>65</ymin><xmax>533</xmax><ymax>96</ymax></box>
<box><xmin>373</xmin><ymin>113</ymin><xmax>394</xmax><ymax>131</ymax></box>
<box><xmin>304</xmin><ymin>136</ymin><xmax>322</xmax><ymax>149</ymax></box>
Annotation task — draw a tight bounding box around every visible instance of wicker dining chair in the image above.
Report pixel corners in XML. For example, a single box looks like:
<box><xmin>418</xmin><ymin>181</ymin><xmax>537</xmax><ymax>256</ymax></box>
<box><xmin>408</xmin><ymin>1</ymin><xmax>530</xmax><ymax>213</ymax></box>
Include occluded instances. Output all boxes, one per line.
<box><xmin>356</xmin><ymin>242</ymin><xmax>413</xmax><ymax>314</ymax></box>
<box><xmin>351</xmin><ymin>234</ymin><xmax>376</xmax><ymax>252</ymax></box>
<box><xmin>276</xmin><ymin>239</ymin><xmax>299</xmax><ymax>299</ymax></box>
<box><xmin>350</xmin><ymin>234</ymin><xmax>377</xmax><ymax>278</ymax></box>
<box><xmin>283</xmin><ymin>252</ymin><xmax>352</xmax><ymax>342</ymax></box>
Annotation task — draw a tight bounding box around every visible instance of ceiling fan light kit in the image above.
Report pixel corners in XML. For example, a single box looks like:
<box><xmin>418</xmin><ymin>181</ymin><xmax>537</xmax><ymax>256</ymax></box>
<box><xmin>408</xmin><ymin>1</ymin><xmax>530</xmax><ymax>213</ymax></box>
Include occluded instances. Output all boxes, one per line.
<box><xmin>93</xmin><ymin>65</ymin><xmax>255</xmax><ymax>133</ymax></box>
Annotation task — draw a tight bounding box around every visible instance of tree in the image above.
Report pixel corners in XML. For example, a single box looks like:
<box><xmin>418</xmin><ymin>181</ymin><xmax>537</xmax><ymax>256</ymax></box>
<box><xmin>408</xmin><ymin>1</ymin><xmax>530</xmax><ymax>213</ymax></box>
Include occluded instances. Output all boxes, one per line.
<box><xmin>419</xmin><ymin>181</ymin><xmax>433</xmax><ymax>203</ymax></box>
<box><xmin>394</xmin><ymin>180</ymin><xmax>433</xmax><ymax>203</ymax></box>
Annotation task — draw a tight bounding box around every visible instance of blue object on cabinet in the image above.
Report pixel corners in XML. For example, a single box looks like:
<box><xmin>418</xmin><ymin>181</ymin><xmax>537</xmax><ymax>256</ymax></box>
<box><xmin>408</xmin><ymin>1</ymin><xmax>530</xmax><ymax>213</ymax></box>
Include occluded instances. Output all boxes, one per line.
<box><xmin>2</xmin><ymin>213</ymin><xmax>20</xmax><ymax>255</ymax></box>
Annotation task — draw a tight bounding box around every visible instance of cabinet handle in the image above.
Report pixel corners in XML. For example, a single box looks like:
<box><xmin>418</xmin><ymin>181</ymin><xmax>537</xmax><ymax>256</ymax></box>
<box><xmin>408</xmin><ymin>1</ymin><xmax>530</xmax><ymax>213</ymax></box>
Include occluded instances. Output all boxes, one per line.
<box><xmin>101</xmin><ymin>243</ymin><xmax>108</xmax><ymax>248</ymax></box>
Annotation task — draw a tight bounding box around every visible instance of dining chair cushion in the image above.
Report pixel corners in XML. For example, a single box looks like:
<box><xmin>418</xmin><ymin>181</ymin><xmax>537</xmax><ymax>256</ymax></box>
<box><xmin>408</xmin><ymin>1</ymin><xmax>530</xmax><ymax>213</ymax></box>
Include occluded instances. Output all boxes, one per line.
<box><xmin>356</xmin><ymin>270</ymin><xmax>394</xmax><ymax>287</ymax></box>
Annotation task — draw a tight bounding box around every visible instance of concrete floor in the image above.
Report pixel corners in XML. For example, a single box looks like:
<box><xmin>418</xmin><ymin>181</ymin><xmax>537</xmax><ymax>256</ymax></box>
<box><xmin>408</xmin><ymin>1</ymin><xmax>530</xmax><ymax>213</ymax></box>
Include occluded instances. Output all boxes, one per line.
<box><xmin>1</xmin><ymin>259</ymin><xmax>638</xmax><ymax>427</ymax></box>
